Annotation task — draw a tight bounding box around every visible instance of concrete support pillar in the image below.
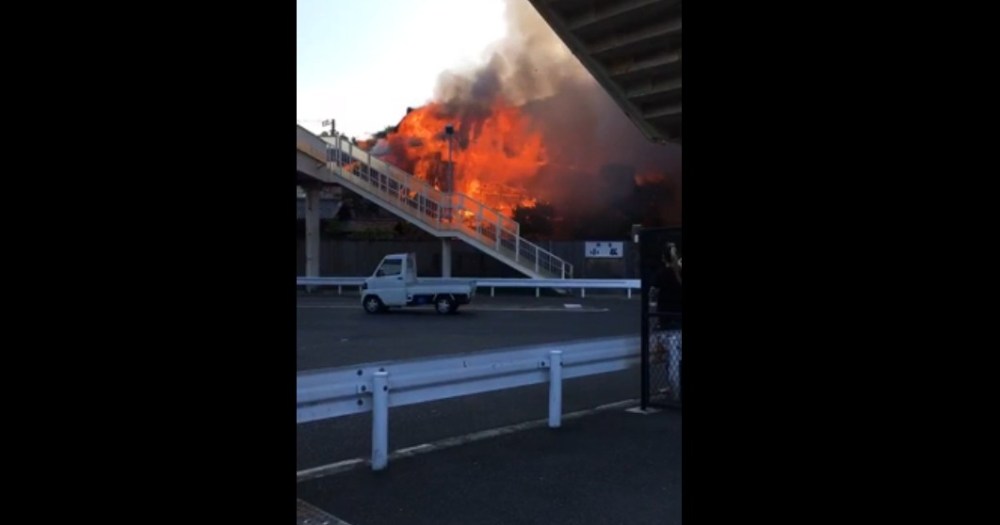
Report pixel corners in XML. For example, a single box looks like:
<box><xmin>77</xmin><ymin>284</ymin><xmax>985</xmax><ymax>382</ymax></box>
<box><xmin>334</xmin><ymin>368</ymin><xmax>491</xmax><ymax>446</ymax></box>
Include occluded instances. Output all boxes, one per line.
<box><xmin>441</xmin><ymin>238</ymin><xmax>452</xmax><ymax>278</ymax></box>
<box><xmin>305</xmin><ymin>185</ymin><xmax>321</xmax><ymax>290</ymax></box>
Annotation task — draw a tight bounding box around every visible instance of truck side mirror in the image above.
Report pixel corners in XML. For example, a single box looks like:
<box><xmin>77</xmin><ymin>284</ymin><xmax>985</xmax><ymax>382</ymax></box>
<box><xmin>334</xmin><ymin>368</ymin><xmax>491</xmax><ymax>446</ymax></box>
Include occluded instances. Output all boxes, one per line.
<box><xmin>376</xmin><ymin>269</ymin><xmax>385</xmax><ymax>277</ymax></box>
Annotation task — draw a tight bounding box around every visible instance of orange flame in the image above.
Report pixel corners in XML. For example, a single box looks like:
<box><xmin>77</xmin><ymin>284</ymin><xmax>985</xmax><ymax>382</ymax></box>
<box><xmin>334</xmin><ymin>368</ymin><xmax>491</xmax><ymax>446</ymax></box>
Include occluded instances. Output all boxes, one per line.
<box><xmin>377</xmin><ymin>100</ymin><xmax>546</xmax><ymax>217</ymax></box>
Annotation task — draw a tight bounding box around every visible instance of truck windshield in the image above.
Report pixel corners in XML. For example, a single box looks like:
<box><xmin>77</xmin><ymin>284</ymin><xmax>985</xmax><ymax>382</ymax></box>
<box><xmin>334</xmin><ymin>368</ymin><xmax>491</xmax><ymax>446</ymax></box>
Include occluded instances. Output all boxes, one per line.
<box><xmin>378</xmin><ymin>259</ymin><xmax>403</xmax><ymax>276</ymax></box>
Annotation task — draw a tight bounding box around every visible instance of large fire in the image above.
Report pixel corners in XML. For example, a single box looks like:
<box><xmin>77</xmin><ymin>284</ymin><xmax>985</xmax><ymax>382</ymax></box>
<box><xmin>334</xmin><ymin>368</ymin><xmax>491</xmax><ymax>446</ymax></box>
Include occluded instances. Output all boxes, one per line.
<box><xmin>370</xmin><ymin>100</ymin><xmax>545</xmax><ymax>217</ymax></box>
<box><xmin>346</xmin><ymin>0</ymin><xmax>681</xmax><ymax>238</ymax></box>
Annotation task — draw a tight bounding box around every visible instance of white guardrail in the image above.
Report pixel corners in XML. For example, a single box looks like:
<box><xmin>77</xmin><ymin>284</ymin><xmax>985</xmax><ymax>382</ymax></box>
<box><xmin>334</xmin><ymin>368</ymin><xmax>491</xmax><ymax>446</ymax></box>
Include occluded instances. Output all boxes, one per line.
<box><xmin>297</xmin><ymin>336</ymin><xmax>641</xmax><ymax>470</ymax></box>
<box><xmin>296</xmin><ymin>277</ymin><xmax>641</xmax><ymax>298</ymax></box>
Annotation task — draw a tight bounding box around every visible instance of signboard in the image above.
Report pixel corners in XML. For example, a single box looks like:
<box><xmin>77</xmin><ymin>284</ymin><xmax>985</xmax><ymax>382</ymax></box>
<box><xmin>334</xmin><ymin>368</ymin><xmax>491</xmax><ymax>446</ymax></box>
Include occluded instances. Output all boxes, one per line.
<box><xmin>585</xmin><ymin>241</ymin><xmax>624</xmax><ymax>258</ymax></box>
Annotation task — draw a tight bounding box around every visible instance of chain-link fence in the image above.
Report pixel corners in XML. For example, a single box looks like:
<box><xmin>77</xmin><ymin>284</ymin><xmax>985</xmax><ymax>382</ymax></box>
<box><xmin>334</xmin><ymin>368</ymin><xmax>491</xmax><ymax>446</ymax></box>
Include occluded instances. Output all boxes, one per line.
<box><xmin>639</xmin><ymin>227</ymin><xmax>681</xmax><ymax>410</ymax></box>
<box><xmin>645</xmin><ymin>312</ymin><xmax>681</xmax><ymax>408</ymax></box>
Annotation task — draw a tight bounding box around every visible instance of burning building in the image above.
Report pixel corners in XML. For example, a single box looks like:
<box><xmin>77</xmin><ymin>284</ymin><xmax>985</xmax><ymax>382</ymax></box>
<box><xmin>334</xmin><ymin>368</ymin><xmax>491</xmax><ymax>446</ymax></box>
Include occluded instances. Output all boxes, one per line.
<box><xmin>357</xmin><ymin>0</ymin><xmax>681</xmax><ymax>239</ymax></box>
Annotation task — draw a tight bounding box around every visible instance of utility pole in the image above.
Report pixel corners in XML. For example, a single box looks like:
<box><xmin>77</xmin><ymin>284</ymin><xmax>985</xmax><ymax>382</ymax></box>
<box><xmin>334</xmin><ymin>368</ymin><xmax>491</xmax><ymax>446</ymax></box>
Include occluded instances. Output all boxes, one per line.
<box><xmin>444</xmin><ymin>124</ymin><xmax>455</xmax><ymax>193</ymax></box>
<box><xmin>322</xmin><ymin>119</ymin><xmax>336</xmax><ymax>137</ymax></box>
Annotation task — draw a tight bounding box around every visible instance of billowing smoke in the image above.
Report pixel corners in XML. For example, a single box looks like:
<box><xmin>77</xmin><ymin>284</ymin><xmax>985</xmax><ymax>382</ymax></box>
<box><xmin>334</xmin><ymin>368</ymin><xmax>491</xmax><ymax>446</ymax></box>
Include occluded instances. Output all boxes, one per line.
<box><xmin>375</xmin><ymin>0</ymin><xmax>681</xmax><ymax>238</ymax></box>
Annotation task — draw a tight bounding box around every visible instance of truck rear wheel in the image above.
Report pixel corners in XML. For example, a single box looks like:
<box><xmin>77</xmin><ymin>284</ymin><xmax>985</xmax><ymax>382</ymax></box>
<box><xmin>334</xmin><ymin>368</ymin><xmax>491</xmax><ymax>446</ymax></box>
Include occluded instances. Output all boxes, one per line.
<box><xmin>434</xmin><ymin>295</ymin><xmax>457</xmax><ymax>314</ymax></box>
<box><xmin>363</xmin><ymin>295</ymin><xmax>386</xmax><ymax>314</ymax></box>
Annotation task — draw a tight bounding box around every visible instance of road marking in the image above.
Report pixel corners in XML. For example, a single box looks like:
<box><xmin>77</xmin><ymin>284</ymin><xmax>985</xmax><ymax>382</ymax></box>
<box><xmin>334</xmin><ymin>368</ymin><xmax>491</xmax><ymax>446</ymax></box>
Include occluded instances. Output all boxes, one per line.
<box><xmin>296</xmin><ymin>458</ymin><xmax>365</xmax><ymax>480</ymax></box>
<box><xmin>626</xmin><ymin>406</ymin><xmax>662</xmax><ymax>415</ymax></box>
<box><xmin>296</xmin><ymin>398</ymin><xmax>639</xmax><ymax>482</ymax></box>
<box><xmin>297</xmin><ymin>498</ymin><xmax>353</xmax><ymax>525</ymax></box>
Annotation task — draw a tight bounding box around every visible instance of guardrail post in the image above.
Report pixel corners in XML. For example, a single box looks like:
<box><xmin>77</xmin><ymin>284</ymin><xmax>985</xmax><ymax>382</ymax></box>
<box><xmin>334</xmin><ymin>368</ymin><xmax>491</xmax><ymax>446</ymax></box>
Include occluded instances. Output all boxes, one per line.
<box><xmin>372</xmin><ymin>371</ymin><xmax>389</xmax><ymax>471</ymax></box>
<box><xmin>581</xmin><ymin>288</ymin><xmax>586</xmax><ymax>299</ymax></box>
<box><xmin>548</xmin><ymin>350</ymin><xmax>563</xmax><ymax>428</ymax></box>
<box><xmin>491</xmin><ymin>287</ymin><xmax>495</xmax><ymax>297</ymax></box>
<box><xmin>627</xmin><ymin>288</ymin><xmax>632</xmax><ymax>299</ymax></box>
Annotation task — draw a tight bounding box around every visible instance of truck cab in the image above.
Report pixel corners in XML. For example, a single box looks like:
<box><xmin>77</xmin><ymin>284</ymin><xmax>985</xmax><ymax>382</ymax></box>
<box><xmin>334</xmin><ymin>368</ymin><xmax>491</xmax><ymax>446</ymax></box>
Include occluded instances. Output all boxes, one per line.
<box><xmin>361</xmin><ymin>253</ymin><xmax>476</xmax><ymax>314</ymax></box>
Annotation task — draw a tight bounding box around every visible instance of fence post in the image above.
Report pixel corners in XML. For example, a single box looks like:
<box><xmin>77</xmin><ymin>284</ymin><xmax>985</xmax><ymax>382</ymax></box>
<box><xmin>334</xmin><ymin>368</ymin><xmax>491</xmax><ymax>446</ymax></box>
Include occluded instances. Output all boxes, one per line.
<box><xmin>372</xmin><ymin>371</ymin><xmax>389</xmax><ymax>471</ymax></box>
<box><xmin>548</xmin><ymin>350</ymin><xmax>563</xmax><ymax>428</ymax></box>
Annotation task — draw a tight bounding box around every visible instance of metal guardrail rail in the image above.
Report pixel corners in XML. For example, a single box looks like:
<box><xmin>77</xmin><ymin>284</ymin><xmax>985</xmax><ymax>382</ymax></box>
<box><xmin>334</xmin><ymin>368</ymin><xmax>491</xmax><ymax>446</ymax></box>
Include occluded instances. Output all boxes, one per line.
<box><xmin>297</xmin><ymin>336</ymin><xmax>641</xmax><ymax>470</ymax></box>
<box><xmin>296</xmin><ymin>276</ymin><xmax>640</xmax><ymax>298</ymax></box>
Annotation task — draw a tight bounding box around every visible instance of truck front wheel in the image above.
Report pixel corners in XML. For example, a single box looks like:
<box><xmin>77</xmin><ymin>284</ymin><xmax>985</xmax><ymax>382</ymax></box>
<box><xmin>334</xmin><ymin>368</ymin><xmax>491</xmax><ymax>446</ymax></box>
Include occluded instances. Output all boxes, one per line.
<box><xmin>363</xmin><ymin>295</ymin><xmax>386</xmax><ymax>314</ymax></box>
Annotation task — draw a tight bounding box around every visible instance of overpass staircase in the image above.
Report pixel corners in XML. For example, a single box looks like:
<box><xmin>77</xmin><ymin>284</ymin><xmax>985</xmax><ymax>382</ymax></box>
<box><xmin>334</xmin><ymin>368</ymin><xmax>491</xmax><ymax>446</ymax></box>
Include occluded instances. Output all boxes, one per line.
<box><xmin>296</xmin><ymin>125</ymin><xmax>573</xmax><ymax>280</ymax></box>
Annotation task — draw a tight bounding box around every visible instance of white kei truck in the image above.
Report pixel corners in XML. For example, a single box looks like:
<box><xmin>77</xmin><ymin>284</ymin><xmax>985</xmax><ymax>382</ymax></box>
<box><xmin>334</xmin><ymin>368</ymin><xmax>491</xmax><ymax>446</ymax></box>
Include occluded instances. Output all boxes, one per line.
<box><xmin>360</xmin><ymin>253</ymin><xmax>476</xmax><ymax>314</ymax></box>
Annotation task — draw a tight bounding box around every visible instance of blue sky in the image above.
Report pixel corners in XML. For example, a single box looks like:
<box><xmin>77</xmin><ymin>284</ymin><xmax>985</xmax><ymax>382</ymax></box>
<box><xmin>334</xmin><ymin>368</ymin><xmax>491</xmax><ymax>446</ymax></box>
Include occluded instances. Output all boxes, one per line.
<box><xmin>297</xmin><ymin>0</ymin><xmax>508</xmax><ymax>139</ymax></box>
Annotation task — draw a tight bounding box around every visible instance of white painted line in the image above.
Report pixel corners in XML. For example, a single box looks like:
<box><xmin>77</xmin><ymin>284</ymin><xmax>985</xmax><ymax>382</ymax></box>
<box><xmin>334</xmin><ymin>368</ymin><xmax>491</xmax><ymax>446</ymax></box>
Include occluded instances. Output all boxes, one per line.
<box><xmin>564</xmin><ymin>304</ymin><xmax>583</xmax><ymax>309</ymax></box>
<box><xmin>394</xmin><ymin>443</ymin><xmax>433</xmax><ymax>455</ymax></box>
<box><xmin>296</xmin><ymin>398</ymin><xmax>639</xmax><ymax>482</ymax></box>
<box><xmin>297</xmin><ymin>499</ymin><xmax>354</xmax><ymax>525</ymax></box>
<box><xmin>626</xmin><ymin>407</ymin><xmax>662</xmax><ymax>415</ymax></box>
<box><xmin>296</xmin><ymin>458</ymin><xmax>366</xmax><ymax>482</ymax></box>
<box><xmin>596</xmin><ymin>400</ymin><xmax>641</xmax><ymax>411</ymax></box>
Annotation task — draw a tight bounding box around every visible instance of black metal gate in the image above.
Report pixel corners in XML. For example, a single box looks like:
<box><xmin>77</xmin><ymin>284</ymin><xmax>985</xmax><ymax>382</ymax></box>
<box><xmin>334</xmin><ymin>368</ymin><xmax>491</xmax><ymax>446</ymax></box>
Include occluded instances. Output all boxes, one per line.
<box><xmin>639</xmin><ymin>227</ymin><xmax>682</xmax><ymax>410</ymax></box>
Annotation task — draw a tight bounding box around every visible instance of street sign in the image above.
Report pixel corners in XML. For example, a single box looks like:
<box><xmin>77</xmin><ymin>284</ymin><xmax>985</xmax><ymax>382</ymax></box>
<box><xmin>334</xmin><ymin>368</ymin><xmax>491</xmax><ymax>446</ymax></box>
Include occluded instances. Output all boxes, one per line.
<box><xmin>585</xmin><ymin>241</ymin><xmax>624</xmax><ymax>258</ymax></box>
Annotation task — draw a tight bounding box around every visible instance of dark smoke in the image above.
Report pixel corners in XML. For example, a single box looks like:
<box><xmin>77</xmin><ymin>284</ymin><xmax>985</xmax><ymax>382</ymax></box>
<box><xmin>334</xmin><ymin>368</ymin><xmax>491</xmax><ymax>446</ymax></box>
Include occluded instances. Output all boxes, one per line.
<box><xmin>410</xmin><ymin>0</ymin><xmax>682</xmax><ymax>238</ymax></box>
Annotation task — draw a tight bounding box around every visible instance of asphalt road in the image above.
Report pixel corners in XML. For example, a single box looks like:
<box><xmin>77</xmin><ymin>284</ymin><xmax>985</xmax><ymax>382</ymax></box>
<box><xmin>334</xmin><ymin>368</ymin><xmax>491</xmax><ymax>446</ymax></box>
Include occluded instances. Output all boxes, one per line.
<box><xmin>297</xmin><ymin>295</ymin><xmax>640</xmax><ymax>371</ymax></box>
<box><xmin>299</xmin><ymin>408</ymin><xmax>682</xmax><ymax>525</ymax></box>
<box><xmin>297</xmin><ymin>295</ymin><xmax>644</xmax><ymax>471</ymax></box>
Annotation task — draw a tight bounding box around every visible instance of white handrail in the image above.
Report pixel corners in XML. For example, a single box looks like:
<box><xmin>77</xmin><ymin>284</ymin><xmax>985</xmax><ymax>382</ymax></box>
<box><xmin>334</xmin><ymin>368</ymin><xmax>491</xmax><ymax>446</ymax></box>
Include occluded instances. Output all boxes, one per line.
<box><xmin>317</xmin><ymin>130</ymin><xmax>574</xmax><ymax>279</ymax></box>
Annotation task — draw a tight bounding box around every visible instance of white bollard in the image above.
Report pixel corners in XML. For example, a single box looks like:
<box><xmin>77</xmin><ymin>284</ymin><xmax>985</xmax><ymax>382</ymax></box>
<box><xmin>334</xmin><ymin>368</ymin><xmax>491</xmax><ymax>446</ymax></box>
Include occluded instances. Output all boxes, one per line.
<box><xmin>548</xmin><ymin>350</ymin><xmax>563</xmax><ymax>428</ymax></box>
<box><xmin>372</xmin><ymin>371</ymin><xmax>389</xmax><ymax>470</ymax></box>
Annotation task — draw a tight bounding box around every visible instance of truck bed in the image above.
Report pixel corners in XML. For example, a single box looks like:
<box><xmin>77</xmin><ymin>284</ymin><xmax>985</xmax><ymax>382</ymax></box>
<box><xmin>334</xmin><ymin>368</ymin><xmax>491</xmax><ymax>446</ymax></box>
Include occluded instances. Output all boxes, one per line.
<box><xmin>409</xmin><ymin>278</ymin><xmax>476</xmax><ymax>295</ymax></box>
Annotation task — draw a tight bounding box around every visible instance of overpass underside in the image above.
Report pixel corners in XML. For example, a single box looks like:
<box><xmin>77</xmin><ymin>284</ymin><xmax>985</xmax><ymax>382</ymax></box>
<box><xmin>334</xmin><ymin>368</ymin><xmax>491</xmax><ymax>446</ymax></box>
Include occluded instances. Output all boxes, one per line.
<box><xmin>526</xmin><ymin>0</ymin><xmax>681</xmax><ymax>144</ymax></box>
